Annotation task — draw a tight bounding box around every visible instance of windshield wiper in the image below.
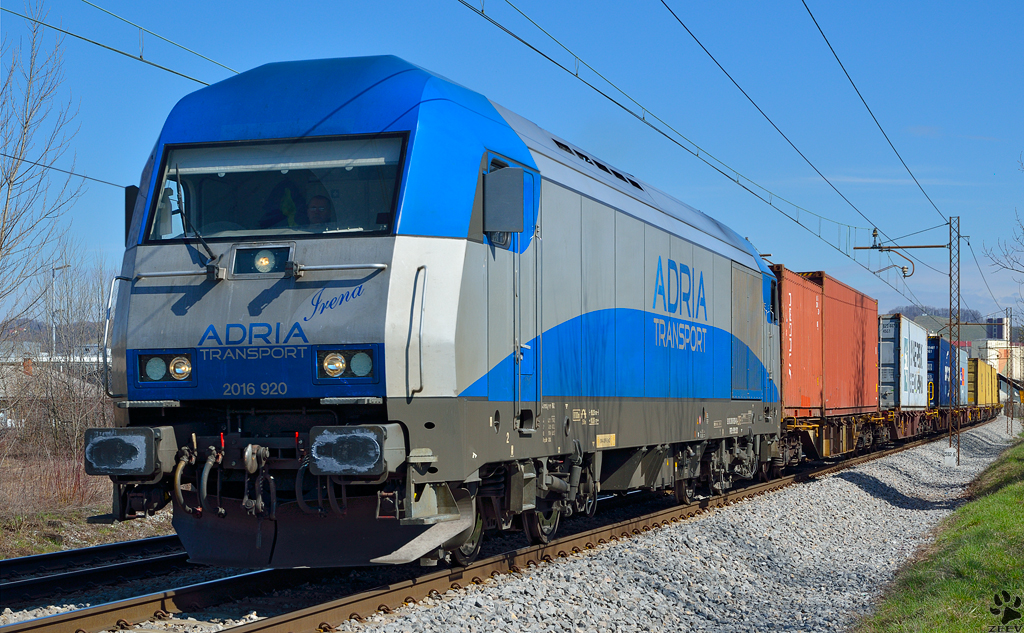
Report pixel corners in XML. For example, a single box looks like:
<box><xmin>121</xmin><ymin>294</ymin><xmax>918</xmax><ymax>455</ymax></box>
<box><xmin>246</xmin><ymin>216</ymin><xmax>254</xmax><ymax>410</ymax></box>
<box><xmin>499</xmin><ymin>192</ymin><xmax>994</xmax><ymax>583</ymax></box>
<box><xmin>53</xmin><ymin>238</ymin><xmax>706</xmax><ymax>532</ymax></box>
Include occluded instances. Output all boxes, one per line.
<box><xmin>174</xmin><ymin>164</ymin><xmax>223</xmax><ymax>279</ymax></box>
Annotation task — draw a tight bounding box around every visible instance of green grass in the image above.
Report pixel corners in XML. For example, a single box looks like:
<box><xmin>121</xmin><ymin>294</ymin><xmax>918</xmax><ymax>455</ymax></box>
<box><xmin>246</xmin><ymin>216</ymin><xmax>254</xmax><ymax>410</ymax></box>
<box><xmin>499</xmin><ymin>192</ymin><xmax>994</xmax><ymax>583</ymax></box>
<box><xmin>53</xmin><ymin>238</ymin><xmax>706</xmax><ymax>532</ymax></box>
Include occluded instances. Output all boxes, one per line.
<box><xmin>856</xmin><ymin>433</ymin><xmax>1024</xmax><ymax>633</ymax></box>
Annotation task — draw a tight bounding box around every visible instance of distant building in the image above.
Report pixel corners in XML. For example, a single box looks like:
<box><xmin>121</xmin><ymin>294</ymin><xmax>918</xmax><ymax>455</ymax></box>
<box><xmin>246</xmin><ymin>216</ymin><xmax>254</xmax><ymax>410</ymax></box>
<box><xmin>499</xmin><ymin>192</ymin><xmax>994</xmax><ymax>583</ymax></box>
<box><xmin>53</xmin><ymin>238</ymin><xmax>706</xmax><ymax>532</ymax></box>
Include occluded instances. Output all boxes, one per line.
<box><xmin>975</xmin><ymin>339</ymin><xmax>1024</xmax><ymax>382</ymax></box>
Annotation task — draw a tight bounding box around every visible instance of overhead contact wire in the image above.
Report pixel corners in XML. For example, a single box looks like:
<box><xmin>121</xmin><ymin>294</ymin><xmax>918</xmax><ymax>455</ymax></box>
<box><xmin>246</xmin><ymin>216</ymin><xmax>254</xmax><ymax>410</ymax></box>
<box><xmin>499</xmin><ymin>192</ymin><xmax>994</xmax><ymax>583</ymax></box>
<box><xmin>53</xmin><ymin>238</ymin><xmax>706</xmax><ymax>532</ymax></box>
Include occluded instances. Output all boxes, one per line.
<box><xmin>80</xmin><ymin>0</ymin><xmax>238</xmax><ymax>74</ymax></box>
<box><xmin>0</xmin><ymin>152</ymin><xmax>125</xmax><ymax>188</ymax></box>
<box><xmin>967</xmin><ymin>240</ymin><xmax>1003</xmax><ymax>310</ymax></box>
<box><xmin>495</xmin><ymin>0</ymin><xmax>863</xmax><ymax>233</ymax></box>
<box><xmin>800</xmin><ymin>0</ymin><xmax>947</xmax><ymax>224</ymax></box>
<box><xmin>457</xmin><ymin>0</ymin><xmax>924</xmax><ymax>308</ymax></box>
<box><xmin>658</xmin><ymin>0</ymin><xmax>945</xmax><ymax>280</ymax></box>
<box><xmin>0</xmin><ymin>7</ymin><xmax>208</xmax><ymax>85</ymax></box>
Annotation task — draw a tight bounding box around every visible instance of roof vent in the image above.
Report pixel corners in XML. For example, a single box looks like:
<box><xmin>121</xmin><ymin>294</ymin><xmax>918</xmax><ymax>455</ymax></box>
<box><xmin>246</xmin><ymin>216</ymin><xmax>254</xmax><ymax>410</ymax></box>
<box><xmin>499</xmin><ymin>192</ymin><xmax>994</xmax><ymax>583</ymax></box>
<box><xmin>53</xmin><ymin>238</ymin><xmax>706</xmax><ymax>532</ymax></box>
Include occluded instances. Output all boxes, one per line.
<box><xmin>553</xmin><ymin>140</ymin><xmax>573</xmax><ymax>154</ymax></box>
<box><xmin>573</xmin><ymin>149</ymin><xmax>594</xmax><ymax>165</ymax></box>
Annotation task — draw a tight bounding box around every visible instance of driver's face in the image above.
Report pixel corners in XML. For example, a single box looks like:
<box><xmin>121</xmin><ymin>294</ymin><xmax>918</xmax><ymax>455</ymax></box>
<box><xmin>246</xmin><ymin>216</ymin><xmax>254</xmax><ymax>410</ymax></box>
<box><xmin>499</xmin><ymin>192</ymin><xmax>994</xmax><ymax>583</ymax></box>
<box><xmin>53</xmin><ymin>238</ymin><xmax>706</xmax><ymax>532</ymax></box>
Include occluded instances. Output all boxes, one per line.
<box><xmin>308</xmin><ymin>197</ymin><xmax>330</xmax><ymax>224</ymax></box>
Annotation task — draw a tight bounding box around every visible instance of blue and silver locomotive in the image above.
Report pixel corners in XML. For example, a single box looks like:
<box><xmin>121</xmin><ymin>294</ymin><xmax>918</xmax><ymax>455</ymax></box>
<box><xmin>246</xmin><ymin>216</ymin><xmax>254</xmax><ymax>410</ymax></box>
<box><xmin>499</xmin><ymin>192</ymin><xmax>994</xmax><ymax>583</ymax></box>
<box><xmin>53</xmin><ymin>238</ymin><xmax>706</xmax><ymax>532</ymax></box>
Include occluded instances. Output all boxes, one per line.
<box><xmin>85</xmin><ymin>56</ymin><xmax>782</xmax><ymax>568</ymax></box>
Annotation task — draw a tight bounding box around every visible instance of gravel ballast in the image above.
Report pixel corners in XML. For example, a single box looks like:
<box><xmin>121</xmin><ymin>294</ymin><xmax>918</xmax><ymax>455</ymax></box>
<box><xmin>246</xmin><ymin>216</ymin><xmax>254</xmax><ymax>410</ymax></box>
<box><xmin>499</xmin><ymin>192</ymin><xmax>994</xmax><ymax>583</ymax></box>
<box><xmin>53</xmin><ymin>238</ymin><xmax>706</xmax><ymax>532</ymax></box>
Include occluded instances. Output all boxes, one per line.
<box><xmin>329</xmin><ymin>417</ymin><xmax>1017</xmax><ymax>633</ymax></box>
<box><xmin>1</xmin><ymin>417</ymin><xmax>1016</xmax><ymax>632</ymax></box>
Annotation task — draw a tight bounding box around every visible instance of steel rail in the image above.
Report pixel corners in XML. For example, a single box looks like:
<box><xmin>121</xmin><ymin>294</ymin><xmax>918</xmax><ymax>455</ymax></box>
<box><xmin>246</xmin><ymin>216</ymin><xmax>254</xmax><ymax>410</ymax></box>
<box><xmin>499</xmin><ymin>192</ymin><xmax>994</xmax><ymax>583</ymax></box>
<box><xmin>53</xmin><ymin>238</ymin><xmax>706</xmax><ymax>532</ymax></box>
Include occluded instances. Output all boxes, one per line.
<box><xmin>0</xmin><ymin>569</ymin><xmax>300</xmax><ymax>633</ymax></box>
<box><xmin>5</xmin><ymin>414</ymin><xmax>995</xmax><ymax>633</ymax></box>
<box><xmin>0</xmin><ymin>535</ymin><xmax>181</xmax><ymax>582</ymax></box>
<box><xmin>1</xmin><ymin>552</ymin><xmax>189</xmax><ymax>604</ymax></box>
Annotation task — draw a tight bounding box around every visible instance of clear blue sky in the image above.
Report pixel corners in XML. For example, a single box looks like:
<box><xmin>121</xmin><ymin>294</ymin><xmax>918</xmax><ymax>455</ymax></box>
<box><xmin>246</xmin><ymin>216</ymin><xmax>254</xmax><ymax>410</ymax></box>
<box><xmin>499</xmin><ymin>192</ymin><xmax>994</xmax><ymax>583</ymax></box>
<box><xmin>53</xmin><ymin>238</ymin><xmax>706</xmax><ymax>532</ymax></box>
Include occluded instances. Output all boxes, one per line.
<box><xmin>3</xmin><ymin>0</ymin><xmax>1021</xmax><ymax>317</ymax></box>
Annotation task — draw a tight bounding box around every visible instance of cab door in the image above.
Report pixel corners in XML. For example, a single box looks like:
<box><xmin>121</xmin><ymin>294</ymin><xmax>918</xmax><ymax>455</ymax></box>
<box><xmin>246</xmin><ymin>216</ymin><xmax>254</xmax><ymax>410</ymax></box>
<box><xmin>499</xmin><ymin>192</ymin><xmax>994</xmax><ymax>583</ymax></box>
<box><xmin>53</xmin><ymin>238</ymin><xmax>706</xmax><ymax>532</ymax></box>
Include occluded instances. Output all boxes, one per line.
<box><xmin>484</xmin><ymin>158</ymin><xmax>540</xmax><ymax>429</ymax></box>
<box><xmin>514</xmin><ymin>172</ymin><xmax>539</xmax><ymax>426</ymax></box>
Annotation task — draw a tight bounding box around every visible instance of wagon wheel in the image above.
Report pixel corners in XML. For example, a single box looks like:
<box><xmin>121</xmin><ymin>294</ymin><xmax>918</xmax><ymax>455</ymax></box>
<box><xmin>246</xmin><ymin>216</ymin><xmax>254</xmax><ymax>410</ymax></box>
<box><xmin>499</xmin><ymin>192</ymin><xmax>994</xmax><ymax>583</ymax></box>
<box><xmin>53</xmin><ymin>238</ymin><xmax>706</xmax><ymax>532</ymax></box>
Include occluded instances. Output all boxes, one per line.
<box><xmin>451</xmin><ymin>503</ymin><xmax>485</xmax><ymax>566</ymax></box>
<box><xmin>522</xmin><ymin>508</ymin><xmax>560</xmax><ymax>545</ymax></box>
<box><xmin>674</xmin><ymin>478</ymin><xmax>696</xmax><ymax>504</ymax></box>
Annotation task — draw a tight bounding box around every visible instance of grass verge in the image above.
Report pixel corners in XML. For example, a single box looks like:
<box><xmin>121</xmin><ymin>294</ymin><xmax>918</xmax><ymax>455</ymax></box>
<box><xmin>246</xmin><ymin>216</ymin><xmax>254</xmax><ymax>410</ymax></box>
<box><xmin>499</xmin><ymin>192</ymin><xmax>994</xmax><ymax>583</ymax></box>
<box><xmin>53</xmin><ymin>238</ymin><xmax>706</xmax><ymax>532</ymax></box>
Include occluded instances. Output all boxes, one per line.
<box><xmin>0</xmin><ymin>456</ymin><xmax>174</xmax><ymax>559</ymax></box>
<box><xmin>855</xmin><ymin>432</ymin><xmax>1024</xmax><ymax>633</ymax></box>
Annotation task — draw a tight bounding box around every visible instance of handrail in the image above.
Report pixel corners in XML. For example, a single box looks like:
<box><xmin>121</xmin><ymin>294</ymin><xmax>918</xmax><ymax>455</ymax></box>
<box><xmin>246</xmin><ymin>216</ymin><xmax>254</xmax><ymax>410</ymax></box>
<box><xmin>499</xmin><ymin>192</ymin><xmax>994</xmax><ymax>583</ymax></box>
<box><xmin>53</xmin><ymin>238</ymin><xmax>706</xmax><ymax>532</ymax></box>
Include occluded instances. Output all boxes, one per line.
<box><xmin>135</xmin><ymin>262</ymin><xmax>387</xmax><ymax>279</ymax></box>
<box><xmin>287</xmin><ymin>262</ymin><xmax>387</xmax><ymax>278</ymax></box>
<box><xmin>134</xmin><ymin>269</ymin><xmax>207</xmax><ymax>279</ymax></box>
<box><xmin>102</xmin><ymin>275</ymin><xmax>132</xmax><ymax>398</ymax></box>
<box><xmin>412</xmin><ymin>265</ymin><xmax>427</xmax><ymax>394</ymax></box>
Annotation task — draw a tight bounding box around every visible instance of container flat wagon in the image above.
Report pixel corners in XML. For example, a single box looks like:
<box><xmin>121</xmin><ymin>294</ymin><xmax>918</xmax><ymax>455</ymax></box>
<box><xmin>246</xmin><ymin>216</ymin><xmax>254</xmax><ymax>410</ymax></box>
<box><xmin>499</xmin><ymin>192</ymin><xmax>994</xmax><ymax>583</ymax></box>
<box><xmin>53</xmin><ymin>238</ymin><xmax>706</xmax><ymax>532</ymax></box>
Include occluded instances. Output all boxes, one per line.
<box><xmin>926</xmin><ymin>336</ymin><xmax>970</xmax><ymax>429</ymax></box>
<box><xmin>771</xmin><ymin>265</ymin><xmax>879</xmax><ymax>459</ymax></box>
<box><xmin>878</xmin><ymin>314</ymin><xmax>928</xmax><ymax>438</ymax></box>
<box><xmin>967</xmin><ymin>358</ymin><xmax>1000</xmax><ymax>421</ymax></box>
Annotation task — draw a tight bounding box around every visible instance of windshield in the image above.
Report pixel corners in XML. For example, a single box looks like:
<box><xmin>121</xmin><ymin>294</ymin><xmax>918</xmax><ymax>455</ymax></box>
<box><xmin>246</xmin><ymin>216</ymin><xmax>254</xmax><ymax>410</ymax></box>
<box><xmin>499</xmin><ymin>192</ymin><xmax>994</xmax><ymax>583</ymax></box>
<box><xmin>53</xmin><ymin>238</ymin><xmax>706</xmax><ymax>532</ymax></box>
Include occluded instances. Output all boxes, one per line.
<box><xmin>147</xmin><ymin>136</ymin><xmax>403</xmax><ymax>241</ymax></box>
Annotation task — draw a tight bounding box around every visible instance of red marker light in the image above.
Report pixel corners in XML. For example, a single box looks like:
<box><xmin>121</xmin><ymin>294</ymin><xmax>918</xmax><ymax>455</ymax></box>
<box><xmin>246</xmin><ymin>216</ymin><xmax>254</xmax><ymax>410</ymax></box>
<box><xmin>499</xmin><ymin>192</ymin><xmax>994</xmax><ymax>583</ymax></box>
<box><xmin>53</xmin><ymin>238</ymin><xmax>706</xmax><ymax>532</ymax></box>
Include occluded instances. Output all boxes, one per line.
<box><xmin>220</xmin><ymin>432</ymin><xmax>225</xmax><ymax>449</ymax></box>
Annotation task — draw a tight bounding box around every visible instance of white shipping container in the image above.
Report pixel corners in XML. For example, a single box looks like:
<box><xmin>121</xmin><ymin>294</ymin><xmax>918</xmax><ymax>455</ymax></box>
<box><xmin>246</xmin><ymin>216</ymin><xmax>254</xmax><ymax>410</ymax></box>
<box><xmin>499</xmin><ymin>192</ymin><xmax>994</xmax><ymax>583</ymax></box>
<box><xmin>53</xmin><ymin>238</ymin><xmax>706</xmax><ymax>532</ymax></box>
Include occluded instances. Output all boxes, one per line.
<box><xmin>878</xmin><ymin>314</ymin><xmax>928</xmax><ymax>410</ymax></box>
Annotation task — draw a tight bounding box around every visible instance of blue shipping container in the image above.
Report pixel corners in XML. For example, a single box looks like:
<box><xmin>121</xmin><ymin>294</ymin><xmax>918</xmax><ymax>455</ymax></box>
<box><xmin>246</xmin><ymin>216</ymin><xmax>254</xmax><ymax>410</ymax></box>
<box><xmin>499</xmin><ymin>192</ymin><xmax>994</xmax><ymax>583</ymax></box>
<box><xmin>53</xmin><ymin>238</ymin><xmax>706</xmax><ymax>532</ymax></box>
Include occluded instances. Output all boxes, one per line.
<box><xmin>927</xmin><ymin>336</ymin><xmax>969</xmax><ymax>407</ymax></box>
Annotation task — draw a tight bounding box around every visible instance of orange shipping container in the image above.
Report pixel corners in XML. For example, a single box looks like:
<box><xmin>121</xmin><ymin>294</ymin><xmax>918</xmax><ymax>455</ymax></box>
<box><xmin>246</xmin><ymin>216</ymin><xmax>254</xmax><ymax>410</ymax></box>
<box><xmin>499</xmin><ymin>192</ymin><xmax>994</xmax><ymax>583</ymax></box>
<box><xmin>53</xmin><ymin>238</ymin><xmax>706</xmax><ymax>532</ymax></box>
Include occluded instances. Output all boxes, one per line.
<box><xmin>772</xmin><ymin>266</ymin><xmax>878</xmax><ymax>419</ymax></box>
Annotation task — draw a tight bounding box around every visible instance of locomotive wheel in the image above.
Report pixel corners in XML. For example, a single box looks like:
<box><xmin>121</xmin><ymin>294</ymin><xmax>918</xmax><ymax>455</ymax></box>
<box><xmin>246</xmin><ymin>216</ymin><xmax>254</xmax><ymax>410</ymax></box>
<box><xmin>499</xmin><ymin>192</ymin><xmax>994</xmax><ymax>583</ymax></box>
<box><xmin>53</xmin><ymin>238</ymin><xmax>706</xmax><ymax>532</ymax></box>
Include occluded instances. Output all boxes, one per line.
<box><xmin>674</xmin><ymin>478</ymin><xmax>696</xmax><ymax>504</ymax></box>
<box><xmin>451</xmin><ymin>504</ymin><xmax>484</xmax><ymax>566</ymax></box>
<box><xmin>523</xmin><ymin>508</ymin><xmax>561</xmax><ymax>545</ymax></box>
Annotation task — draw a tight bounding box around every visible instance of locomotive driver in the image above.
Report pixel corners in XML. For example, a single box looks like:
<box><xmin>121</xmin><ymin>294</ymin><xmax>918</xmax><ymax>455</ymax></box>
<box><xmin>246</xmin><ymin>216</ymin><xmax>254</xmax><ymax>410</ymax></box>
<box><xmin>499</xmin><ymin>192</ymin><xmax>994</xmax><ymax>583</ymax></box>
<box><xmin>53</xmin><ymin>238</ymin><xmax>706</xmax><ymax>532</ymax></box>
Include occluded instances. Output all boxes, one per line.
<box><xmin>306</xmin><ymin>195</ymin><xmax>335</xmax><ymax>227</ymax></box>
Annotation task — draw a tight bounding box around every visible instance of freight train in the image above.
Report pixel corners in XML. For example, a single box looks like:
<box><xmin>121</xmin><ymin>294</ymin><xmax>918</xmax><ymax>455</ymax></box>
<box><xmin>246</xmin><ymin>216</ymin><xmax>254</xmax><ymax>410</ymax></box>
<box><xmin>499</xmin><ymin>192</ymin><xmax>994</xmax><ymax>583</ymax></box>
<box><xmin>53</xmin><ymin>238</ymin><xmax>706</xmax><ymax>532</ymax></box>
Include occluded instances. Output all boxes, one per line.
<box><xmin>83</xmin><ymin>56</ymin><xmax>1001</xmax><ymax>569</ymax></box>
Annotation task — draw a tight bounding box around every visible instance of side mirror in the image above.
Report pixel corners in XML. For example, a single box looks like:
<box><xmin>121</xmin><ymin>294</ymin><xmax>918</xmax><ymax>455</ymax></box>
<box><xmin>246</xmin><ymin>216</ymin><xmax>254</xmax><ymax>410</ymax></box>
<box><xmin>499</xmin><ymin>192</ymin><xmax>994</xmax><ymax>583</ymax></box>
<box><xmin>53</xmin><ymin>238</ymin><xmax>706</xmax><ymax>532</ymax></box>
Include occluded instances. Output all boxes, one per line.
<box><xmin>483</xmin><ymin>167</ymin><xmax>525</xmax><ymax>234</ymax></box>
<box><xmin>124</xmin><ymin>185</ymin><xmax>139</xmax><ymax>245</ymax></box>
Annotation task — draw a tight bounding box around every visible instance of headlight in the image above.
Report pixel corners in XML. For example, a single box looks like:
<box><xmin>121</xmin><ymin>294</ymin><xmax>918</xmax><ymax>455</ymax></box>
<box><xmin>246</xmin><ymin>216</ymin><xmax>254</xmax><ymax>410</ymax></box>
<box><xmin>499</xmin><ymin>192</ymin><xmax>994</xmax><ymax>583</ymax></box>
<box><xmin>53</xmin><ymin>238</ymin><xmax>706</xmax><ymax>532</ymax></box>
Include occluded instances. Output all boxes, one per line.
<box><xmin>254</xmin><ymin>249</ymin><xmax>275</xmax><ymax>273</ymax></box>
<box><xmin>316</xmin><ymin>349</ymin><xmax>375</xmax><ymax>380</ymax></box>
<box><xmin>169</xmin><ymin>356</ymin><xmax>192</xmax><ymax>380</ymax></box>
<box><xmin>145</xmin><ymin>357</ymin><xmax>167</xmax><ymax>381</ymax></box>
<box><xmin>323</xmin><ymin>353</ymin><xmax>346</xmax><ymax>378</ymax></box>
<box><xmin>138</xmin><ymin>352</ymin><xmax>194</xmax><ymax>383</ymax></box>
<box><xmin>350</xmin><ymin>352</ymin><xmax>372</xmax><ymax>377</ymax></box>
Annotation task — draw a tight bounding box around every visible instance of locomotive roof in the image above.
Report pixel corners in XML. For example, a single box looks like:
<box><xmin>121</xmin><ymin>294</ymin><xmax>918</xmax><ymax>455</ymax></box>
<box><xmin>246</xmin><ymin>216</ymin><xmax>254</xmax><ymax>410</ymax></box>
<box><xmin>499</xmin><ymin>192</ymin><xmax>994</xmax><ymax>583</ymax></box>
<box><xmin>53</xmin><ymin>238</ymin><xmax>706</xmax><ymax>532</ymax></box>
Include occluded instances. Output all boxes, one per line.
<box><xmin>492</xmin><ymin>103</ymin><xmax>768</xmax><ymax>274</ymax></box>
<box><xmin>155</xmin><ymin>55</ymin><xmax>767</xmax><ymax>274</ymax></box>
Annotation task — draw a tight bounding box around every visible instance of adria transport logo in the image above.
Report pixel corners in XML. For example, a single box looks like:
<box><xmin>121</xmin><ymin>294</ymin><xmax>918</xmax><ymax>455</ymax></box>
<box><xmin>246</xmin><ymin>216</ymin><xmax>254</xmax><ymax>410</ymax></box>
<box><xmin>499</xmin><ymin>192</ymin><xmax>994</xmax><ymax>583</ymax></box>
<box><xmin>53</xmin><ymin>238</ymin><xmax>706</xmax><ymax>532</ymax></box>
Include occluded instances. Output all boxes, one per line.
<box><xmin>651</xmin><ymin>255</ymin><xmax>707</xmax><ymax>321</ymax></box>
<box><xmin>198</xmin><ymin>322</ymin><xmax>308</xmax><ymax>346</ymax></box>
<box><xmin>651</xmin><ymin>255</ymin><xmax>708</xmax><ymax>353</ymax></box>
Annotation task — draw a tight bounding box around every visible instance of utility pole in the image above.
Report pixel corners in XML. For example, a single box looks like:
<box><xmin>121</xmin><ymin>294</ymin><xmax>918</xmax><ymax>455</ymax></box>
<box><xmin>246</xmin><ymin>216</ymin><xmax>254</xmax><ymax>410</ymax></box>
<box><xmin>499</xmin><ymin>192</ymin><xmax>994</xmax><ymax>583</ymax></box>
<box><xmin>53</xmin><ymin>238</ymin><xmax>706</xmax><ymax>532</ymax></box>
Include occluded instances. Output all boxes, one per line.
<box><xmin>854</xmin><ymin>219</ymin><xmax>961</xmax><ymax>461</ymax></box>
<box><xmin>1009</xmin><ymin>307</ymin><xmax>1014</xmax><ymax>434</ymax></box>
<box><xmin>50</xmin><ymin>263</ymin><xmax>69</xmax><ymax>358</ymax></box>
<box><xmin>949</xmin><ymin>217</ymin><xmax>961</xmax><ymax>465</ymax></box>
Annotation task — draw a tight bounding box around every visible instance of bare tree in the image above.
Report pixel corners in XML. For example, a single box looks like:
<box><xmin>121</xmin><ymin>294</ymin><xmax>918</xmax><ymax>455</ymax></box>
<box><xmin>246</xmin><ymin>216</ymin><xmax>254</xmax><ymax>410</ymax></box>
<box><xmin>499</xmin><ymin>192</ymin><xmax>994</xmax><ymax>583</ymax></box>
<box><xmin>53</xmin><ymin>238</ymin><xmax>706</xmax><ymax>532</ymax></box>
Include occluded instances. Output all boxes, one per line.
<box><xmin>1</xmin><ymin>254</ymin><xmax>114</xmax><ymax>510</ymax></box>
<box><xmin>1</xmin><ymin>0</ymin><xmax>80</xmax><ymax>345</ymax></box>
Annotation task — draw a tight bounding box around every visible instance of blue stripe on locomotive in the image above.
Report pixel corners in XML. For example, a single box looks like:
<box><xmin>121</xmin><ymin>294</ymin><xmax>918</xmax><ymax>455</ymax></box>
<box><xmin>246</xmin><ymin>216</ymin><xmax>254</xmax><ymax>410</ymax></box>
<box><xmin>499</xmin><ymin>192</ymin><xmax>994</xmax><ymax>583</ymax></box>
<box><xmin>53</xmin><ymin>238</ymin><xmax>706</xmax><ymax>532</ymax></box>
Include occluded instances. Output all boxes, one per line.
<box><xmin>127</xmin><ymin>344</ymin><xmax>386</xmax><ymax>401</ymax></box>
<box><xmin>463</xmin><ymin>308</ymin><xmax>775</xmax><ymax>402</ymax></box>
<box><xmin>141</xmin><ymin>56</ymin><xmax>537</xmax><ymax>246</ymax></box>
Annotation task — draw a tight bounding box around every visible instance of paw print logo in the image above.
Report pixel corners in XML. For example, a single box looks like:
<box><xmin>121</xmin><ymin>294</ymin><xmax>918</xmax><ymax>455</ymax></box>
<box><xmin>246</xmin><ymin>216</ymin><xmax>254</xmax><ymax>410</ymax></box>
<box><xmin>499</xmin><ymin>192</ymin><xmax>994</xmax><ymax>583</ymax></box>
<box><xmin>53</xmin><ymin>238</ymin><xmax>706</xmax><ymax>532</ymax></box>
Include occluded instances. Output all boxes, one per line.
<box><xmin>991</xmin><ymin>590</ymin><xmax>1022</xmax><ymax>625</ymax></box>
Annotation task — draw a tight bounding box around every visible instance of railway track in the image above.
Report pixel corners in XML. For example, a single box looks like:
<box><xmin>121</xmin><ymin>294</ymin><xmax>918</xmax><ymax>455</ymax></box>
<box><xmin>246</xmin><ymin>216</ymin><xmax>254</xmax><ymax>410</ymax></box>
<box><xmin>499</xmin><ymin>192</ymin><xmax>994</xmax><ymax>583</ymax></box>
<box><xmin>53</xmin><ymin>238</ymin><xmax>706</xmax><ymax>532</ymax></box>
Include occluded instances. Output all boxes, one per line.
<box><xmin>0</xmin><ymin>535</ymin><xmax>186</xmax><ymax>605</ymax></box>
<box><xmin>3</xmin><ymin>423</ymin><xmax>984</xmax><ymax>633</ymax></box>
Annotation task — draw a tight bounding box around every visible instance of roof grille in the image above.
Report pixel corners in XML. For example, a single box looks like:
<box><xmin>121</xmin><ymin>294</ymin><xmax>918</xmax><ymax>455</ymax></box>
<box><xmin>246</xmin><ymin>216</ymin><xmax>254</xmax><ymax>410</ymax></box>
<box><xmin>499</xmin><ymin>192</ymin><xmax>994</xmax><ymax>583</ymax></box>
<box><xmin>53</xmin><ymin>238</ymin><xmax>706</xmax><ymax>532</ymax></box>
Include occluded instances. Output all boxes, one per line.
<box><xmin>573</xmin><ymin>149</ymin><xmax>594</xmax><ymax>164</ymax></box>
<box><xmin>551</xmin><ymin>139</ymin><xmax>643</xmax><ymax>192</ymax></box>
